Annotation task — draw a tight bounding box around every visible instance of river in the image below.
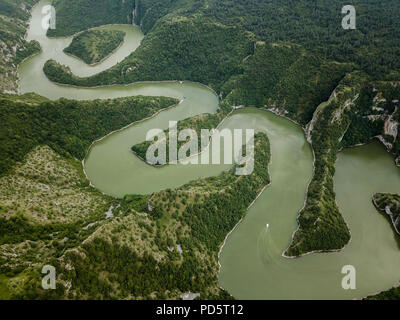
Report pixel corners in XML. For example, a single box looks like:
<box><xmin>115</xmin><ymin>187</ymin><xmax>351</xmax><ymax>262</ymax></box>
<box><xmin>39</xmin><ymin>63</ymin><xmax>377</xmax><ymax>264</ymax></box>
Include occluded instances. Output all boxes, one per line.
<box><xmin>18</xmin><ymin>0</ymin><xmax>400</xmax><ymax>299</ymax></box>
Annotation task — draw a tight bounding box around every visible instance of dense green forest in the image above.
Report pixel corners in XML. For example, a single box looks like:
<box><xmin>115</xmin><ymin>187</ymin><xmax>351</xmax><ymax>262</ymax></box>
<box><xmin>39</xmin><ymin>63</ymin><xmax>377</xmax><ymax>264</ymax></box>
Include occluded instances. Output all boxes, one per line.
<box><xmin>202</xmin><ymin>0</ymin><xmax>400</xmax><ymax>79</ymax></box>
<box><xmin>284</xmin><ymin>73</ymin><xmax>366</xmax><ymax>256</ymax></box>
<box><xmin>373</xmin><ymin>193</ymin><xmax>400</xmax><ymax>236</ymax></box>
<box><xmin>64</xmin><ymin>29</ymin><xmax>125</xmax><ymax>65</ymax></box>
<box><xmin>224</xmin><ymin>42</ymin><xmax>355</xmax><ymax>125</ymax></box>
<box><xmin>0</xmin><ymin>0</ymin><xmax>38</xmax><ymax>19</ymax></box>
<box><xmin>0</xmin><ymin>0</ymin><xmax>40</xmax><ymax>92</ymax></box>
<box><xmin>47</xmin><ymin>0</ymin><xmax>400</xmax><ymax>84</ymax></box>
<box><xmin>285</xmin><ymin>75</ymin><xmax>400</xmax><ymax>256</ymax></box>
<box><xmin>366</xmin><ymin>285</ymin><xmax>400</xmax><ymax>300</ymax></box>
<box><xmin>47</xmin><ymin>0</ymin><xmax>135</xmax><ymax>37</ymax></box>
<box><xmin>44</xmin><ymin>17</ymin><xmax>254</xmax><ymax>93</ymax></box>
<box><xmin>0</xmin><ymin>93</ymin><xmax>177</xmax><ymax>176</ymax></box>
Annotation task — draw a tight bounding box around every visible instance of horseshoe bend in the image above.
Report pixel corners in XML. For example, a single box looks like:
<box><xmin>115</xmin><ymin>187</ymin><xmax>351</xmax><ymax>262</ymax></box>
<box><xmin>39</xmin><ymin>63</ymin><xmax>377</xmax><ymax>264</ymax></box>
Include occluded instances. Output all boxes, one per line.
<box><xmin>0</xmin><ymin>0</ymin><xmax>399</xmax><ymax>302</ymax></box>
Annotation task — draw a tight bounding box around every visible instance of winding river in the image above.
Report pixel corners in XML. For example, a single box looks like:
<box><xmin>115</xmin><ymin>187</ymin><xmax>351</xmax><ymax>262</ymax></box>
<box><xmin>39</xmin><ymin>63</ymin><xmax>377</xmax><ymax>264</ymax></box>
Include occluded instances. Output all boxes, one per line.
<box><xmin>18</xmin><ymin>0</ymin><xmax>400</xmax><ymax>299</ymax></box>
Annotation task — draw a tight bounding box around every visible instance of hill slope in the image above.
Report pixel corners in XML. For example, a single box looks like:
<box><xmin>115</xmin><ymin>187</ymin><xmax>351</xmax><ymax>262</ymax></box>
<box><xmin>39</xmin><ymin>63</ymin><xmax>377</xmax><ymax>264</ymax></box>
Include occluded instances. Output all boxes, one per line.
<box><xmin>0</xmin><ymin>0</ymin><xmax>40</xmax><ymax>93</ymax></box>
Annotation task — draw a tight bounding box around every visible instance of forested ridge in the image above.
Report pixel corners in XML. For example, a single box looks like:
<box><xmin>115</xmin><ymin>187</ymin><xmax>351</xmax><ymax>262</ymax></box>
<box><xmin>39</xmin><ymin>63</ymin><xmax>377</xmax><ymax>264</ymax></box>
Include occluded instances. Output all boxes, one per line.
<box><xmin>0</xmin><ymin>0</ymin><xmax>41</xmax><ymax>93</ymax></box>
<box><xmin>285</xmin><ymin>72</ymin><xmax>365</xmax><ymax>256</ymax></box>
<box><xmin>285</xmin><ymin>74</ymin><xmax>400</xmax><ymax>256</ymax></box>
<box><xmin>45</xmin><ymin>0</ymin><xmax>400</xmax><ymax>87</ymax></box>
<box><xmin>373</xmin><ymin>193</ymin><xmax>400</xmax><ymax>236</ymax></box>
<box><xmin>0</xmin><ymin>93</ymin><xmax>178</xmax><ymax>176</ymax></box>
<box><xmin>47</xmin><ymin>0</ymin><xmax>135</xmax><ymax>37</ymax></box>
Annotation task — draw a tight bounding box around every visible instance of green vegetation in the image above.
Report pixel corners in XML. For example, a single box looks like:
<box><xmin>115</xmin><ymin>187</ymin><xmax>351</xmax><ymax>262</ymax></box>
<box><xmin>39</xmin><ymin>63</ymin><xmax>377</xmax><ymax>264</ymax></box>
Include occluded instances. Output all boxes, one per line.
<box><xmin>0</xmin><ymin>0</ymin><xmax>37</xmax><ymax>19</ymax></box>
<box><xmin>45</xmin><ymin>0</ymin><xmax>400</xmax><ymax>87</ymax></box>
<box><xmin>0</xmin><ymin>88</ymin><xmax>269</xmax><ymax>299</ymax></box>
<box><xmin>1</xmin><ymin>129</ymin><xmax>270</xmax><ymax>299</ymax></box>
<box><xmin>0</xmin><ymin>93</ymin><xmax>178</xmax><ymax>176</ymax></box>
<box><xmin>0</xmin><ymin>145</ymin><xmax>117</xmax><ymax>299</ymax></box>
<box><xmin>47</xmin><ymin>0</ymin><xmax>135</xmax><ymax>37</ymax></box>
<box><xmin>365</xmin><ymin>285</ymin><xmax>400</xmax><ymax>300</ymax></box>
<box><xmin>59</xmin><ymin>132</ymin><xmax>270</xmax><ymax>299</ymax></box>
<box><xmin>225</xmin><ymin>42</ymin><xmax>354</xmax><ymax>125</ymax></box>
<box><xmin>204</xmin><ymin>0</ymin><xmax>400</xmax><ymax>79</ymax></box>
<box><xmin>341</xmin><ymin>81</ymin><xmax>400</xmax><ymax>161</ymax></box>
<box><xmin>177</xmin><ymin>132</ymin><xmax>270</xmax><ymax>251</ymax></box>
<box><xmin>64</xmin><ymin>29</ymin><xmax>125</xmax><ymax>65</ymax></box>
<box><xmin>284</xmin><ymin>73</ymin><xmax>367</xmax><ymax>256</ymax></box>
<box><xmin>372</xmin><ymin>193</ymin><xmax>400</xmax><ymax>236</ymax></box>
<box><xmin>44</xmin><ymin>17</ymin><xmax>254</xmax><ymax>93</ymax></box>
<box><xmin>285</xmin><ymin>76</ymin><xmax>400</xmax><ymax>256</ymax></box>
<box><xmin>15</xmin><ymin>40</ymin><xmax>40</xmax><ymax>64</ymax></box>
<box><xmin>0</xmin><ymin>0</ymin><xmax>40</xmax><ymax>93</ymax></box>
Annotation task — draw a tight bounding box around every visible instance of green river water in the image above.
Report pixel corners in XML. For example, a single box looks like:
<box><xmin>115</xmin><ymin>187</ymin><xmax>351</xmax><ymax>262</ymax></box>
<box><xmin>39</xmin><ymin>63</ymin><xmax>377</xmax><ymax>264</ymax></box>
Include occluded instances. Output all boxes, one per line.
<box><xmin>18</xmin><ymin>0</ymin><xmax>400</xmax><ymax>299</ymax></box>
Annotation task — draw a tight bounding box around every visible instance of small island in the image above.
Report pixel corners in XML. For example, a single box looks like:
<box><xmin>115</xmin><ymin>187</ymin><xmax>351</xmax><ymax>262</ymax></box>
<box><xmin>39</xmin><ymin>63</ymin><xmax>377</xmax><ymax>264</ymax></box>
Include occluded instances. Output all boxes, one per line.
<box><xmin>64</xmin><ymin>29</ymin><xmax>125</xmax><ymax>65</ymax></box>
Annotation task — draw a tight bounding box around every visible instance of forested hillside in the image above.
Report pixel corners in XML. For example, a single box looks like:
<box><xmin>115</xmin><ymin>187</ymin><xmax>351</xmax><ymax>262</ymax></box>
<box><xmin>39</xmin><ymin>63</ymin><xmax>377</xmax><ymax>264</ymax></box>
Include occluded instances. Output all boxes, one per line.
<box><xmin>285</xmin><ymin>72</ymin><xmax>365</xmax><ymax>256</ymax></box>
<box><xmin>50</xmin><ymin>0</ymin><xmax>400</xmax><ymax>80</ymax></box>
<box><xmin>373</xmin><ymin>193</ymin><xmax>400</xmax><ymax>236</ymax></box>
<box><xmin>47</xmin><ymin>0</ymin><xmax>135</xmax><ymax>37</ymax></box>
<box><xmin>202</xmin><ymin>0</ymin><xmax>400</xmax><ymax>79</ymax></box>
<box><xmin>0</xmin><ymin>0</ymin><xmax>40</xmax><ymax>93</ymax></box>
<box><xmin>43</xmin><ymin>133</ymin><xmax>270</xmax><ymax>300</ymax></box>
<box><xmin>0</xmin><ymin>93</ymin><xmax>177</xmax><ymax>176</ymax></box>
<box><xmin>44</xmin><ymin>17</ymin><xmax>254</xmax><ymax>92</ymax></box>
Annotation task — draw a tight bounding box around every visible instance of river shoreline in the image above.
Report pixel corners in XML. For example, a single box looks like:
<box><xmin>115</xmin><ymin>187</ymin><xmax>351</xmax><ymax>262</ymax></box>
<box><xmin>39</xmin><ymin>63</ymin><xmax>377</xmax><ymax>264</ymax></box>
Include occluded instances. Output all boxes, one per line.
<box><xmin>81</xmin><ymin>100</ymin><xmax>183</xmax><ymax>195</ymax></box>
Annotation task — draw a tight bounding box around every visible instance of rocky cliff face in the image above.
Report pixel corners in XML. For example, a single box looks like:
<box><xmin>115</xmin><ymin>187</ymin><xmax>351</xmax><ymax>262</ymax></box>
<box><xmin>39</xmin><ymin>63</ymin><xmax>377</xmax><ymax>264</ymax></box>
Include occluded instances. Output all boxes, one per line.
<box><xmin>373</xmin><ymin>193</ymin><xmax>400</xmax><ymax>236</ymax></box>
<box><xmin>367</xmin><ymin>83</ymin><xmax>399</xmax><ymax>165</ymax></box>
<box><xmin>337</xmin><ymin>81</ymin><xmax>400</xmax><ymax>166</ymax></box>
